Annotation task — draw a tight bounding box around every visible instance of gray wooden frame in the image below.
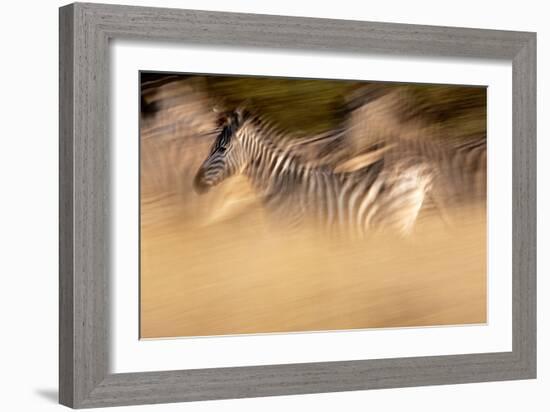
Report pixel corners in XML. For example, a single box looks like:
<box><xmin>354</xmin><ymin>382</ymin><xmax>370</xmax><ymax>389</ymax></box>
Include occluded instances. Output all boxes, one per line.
<box><xmin>59</xmin><ymin>2</ymin><xmax>536</xmax><ymax>408</ymax></box>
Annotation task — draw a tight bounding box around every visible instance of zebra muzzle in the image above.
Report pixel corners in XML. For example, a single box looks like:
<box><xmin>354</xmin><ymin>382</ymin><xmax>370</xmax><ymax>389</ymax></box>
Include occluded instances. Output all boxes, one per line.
<box><xmin>193</xmin><ymin>169</ymin><xmax>211</xmax><ymax>194</ymax></box>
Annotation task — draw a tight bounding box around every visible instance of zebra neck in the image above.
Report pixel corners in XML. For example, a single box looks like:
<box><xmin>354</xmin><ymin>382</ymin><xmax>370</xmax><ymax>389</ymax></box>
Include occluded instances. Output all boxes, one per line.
<box><xmin>239</xmin><ymin>124</ymin><xmax>313</xmax><ymax>195</ymax></box>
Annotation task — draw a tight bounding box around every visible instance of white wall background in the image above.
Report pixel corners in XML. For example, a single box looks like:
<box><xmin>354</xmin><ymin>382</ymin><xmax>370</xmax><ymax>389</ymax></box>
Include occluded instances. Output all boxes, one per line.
<box><xmin>0</xmin><ymin>0</ymin><xmax>546</xmax><ymax>411</ymax></box>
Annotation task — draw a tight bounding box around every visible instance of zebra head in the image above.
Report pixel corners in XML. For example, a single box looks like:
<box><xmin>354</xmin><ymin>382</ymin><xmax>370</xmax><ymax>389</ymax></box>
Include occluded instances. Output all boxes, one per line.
<box><xmin>193</xmin><ymin>109</ymin><xmax>248</xmax><ymax>194</ymax></box>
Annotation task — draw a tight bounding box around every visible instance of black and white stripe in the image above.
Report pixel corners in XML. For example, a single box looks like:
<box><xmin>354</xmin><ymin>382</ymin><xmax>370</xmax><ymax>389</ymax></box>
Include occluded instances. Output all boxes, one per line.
<box><xmin>193</xmin><ymin>110</ymin><xmax>434</xmax><ymax>236</ymax></box>
<box><xmin>397</xmin><ymin>137</ymin><xmax>487</xmax><ymax>210</ymax></box>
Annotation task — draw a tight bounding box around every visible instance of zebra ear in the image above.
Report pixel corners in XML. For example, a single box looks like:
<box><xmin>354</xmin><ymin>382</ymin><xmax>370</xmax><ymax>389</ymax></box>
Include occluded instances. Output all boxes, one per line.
<box><xmin>235</xmin><ymin>101</ymin><xmax>251</xmax><ymax>124</ymax></box>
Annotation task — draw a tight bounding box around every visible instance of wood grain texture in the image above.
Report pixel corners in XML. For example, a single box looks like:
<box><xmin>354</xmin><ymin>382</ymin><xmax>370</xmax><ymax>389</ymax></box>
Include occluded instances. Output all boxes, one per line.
<box><xmin>59</xmin><ymin>4</ymin><xmax>74</xmax><ymax>406</ymax></box>
<box><xmin>59</xmin><ymin>2</ymin><xmax>536</xmax><ymax>408</ymax></box>
<box><xmin>512</xmin><ymin>35</ymin><xmax>537</xmax><ymax>374</ymax></box>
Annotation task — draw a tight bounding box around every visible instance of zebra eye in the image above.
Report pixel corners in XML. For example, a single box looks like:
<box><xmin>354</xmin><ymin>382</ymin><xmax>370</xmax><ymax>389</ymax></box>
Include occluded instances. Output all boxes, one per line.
<box><xmin>217</xmin><ymin>146</ymin><xmax>226</xmax><ymax>153</ymax></box>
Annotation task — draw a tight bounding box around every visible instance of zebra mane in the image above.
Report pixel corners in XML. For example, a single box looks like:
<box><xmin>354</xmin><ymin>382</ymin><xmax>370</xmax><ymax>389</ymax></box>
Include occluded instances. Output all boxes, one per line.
<box><xmin>237</xmin><ymin>110</ymin><xmax>347</xmax><ymax>168</ymax></box>
<box><xmin>236</xmin><ymin>113</ymin><xmax>336</xmax><ymax>172</ymax></box>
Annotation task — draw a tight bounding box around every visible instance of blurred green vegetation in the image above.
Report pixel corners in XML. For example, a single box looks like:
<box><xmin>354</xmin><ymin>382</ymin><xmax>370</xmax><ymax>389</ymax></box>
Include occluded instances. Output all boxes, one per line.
<box><xmin>205</xmin><ymin>77</ymin><xmax>361</xmax><ymax>134</ymax></box>
<box><xmin>402</xmin><ymin>84</ymin><xmax>487</xmax><ymax>141</ymax></box>
<box><xmin>141</xmin><ymin>73</ymin><xmax>486</xmax><ymax>140</ymax></box>
<box><xmin>204</xmin><ymin>76</ymin><xmax>486</xmax><ymax>140</ymax></box>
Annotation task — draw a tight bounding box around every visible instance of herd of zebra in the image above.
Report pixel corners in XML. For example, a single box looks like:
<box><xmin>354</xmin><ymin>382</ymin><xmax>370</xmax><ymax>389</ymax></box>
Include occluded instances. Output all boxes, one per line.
<box><xmin>193</xmin><ymin>107</ymin><xmax>487</xmax><ymax>237</ymax></box>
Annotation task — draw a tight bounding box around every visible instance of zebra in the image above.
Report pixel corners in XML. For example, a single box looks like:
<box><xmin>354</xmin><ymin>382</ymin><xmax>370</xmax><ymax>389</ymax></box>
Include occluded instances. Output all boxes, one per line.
<box><xmin>389</xmin><ymin>136</ymin><xmax>487</xmax><ymax>213</ymax></box>
<box><xmin>436</xmin><ymin>138</ymin><xmax>487</xmax><ymax>206</ymax></box>
<box><xmin>193</xmin><ymin>109</ymin><xmax>434</xmax><ymax>237</ymax></box>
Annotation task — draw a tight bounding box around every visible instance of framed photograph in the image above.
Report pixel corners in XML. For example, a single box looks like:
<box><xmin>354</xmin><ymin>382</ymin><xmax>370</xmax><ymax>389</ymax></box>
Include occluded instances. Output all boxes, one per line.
<box><xmin>59</xmin><ymin>2</ymin><xmax>536</xmax><ymax>408</ymax></box>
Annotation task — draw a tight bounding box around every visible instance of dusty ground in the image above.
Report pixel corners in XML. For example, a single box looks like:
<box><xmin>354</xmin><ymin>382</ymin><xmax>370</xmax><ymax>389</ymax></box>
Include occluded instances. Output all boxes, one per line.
<box><xmin>140</xmin><ymin>200</ymin><xmax>486</xmax><ymax>338</ymax></box>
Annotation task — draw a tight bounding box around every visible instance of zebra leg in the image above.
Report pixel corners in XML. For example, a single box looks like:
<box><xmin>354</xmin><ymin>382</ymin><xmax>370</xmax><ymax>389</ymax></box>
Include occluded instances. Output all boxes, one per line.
<box><xmin>388</xmin><ymin>187</ymin><xmax>427</xmax><ymax>236</ymax></box>
<box><xmin>370</xmin><ymin>163</ymin><xmax>433</xmax><ymax>236</ymax></box>
<box><xmin>423</xmin><ymin>189</ymin><xmax>453</xmax><ymax>229</ymax></box>
<box><xmin>263</xmin><ymin>195</ymin><xmax>306</xmax><ymax>233</ymax></box>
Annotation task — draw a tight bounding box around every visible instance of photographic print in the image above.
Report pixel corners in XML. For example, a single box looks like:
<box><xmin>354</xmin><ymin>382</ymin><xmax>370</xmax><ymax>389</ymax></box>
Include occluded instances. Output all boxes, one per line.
<box><xmin>140</xmin><ymin>73</ymin><xmax>487</xmax><ymax>339</ymax></box>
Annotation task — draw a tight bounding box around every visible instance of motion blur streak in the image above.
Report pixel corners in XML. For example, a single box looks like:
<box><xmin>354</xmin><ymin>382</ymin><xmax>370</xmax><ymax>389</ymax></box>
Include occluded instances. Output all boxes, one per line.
<box><xmin>139</xmin><ymin>74</ymin><xmax>486</xmax><ymax>339</ymax></box>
